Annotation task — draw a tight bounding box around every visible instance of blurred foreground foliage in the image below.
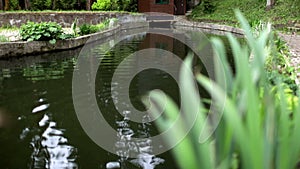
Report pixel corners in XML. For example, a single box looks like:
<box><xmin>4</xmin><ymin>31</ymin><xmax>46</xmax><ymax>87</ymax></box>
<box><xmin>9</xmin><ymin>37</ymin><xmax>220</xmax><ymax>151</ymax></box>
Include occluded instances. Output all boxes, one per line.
<box><xmin>144</xmin><ymin>11</ymin><xmax>300</xmax><ymax>169</ymax></box>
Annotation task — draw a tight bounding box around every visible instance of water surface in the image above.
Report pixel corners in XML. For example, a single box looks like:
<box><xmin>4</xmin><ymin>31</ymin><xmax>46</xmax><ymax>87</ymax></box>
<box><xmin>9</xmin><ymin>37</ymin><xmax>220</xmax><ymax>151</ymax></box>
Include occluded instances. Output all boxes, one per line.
<box><xmin>0</xmin><ymin>29</ymin><xmax>228</xmax><ymax>169</ymax></box>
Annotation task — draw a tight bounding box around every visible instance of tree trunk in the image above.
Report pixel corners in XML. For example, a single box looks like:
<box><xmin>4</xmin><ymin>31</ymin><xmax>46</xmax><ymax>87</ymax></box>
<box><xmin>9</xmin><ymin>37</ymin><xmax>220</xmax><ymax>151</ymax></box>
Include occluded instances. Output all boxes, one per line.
<box><xmin>86</xmin><ymin>0</ymin><xmax>91</xmax><ymax>10</ymax></box>
<box><xmin>24</xmin><ymin>0</ymin><xmax>29</xmax><ymax>9</ymax></box>
<box><xmin>0</xmin><ymin>0</ymin><xmax>4</xmax><ymax>10</ymax></box>
<box><xmin>4</xmin><ymin>0</ymin><xmax>9</xmax><ymax>10</ymax></box>
<box><xmin>52</xmin><ymin>0</ymin><xmax>56</xmax><ymax>10</ymax></box>
<box><xmin>266</xmin><ymin>0</ymin><xmax>275</xmax><ymax>10</ymax></box>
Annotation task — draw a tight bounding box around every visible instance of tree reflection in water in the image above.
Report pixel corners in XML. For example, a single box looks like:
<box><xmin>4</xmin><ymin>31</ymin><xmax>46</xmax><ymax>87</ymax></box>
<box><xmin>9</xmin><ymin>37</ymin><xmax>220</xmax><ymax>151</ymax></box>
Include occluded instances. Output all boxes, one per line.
<box><xmin>27</xmin><ymin>113</ymin><xmax>78</xmax><ymax>169</ymax></box>
<box><xmin>113</xmin><ymin>110</ymin><xmax>165</xmax><ymax>169</ymax></box>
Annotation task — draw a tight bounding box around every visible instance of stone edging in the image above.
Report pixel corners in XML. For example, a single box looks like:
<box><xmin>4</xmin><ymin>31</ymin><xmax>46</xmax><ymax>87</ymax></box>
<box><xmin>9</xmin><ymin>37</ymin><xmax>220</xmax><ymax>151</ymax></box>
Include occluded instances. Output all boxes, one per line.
<box><xmin>0</xmin><ymin>12</ymin><xmax>137</xmax><ymax>27</ymax></box>
<box><xmin>0</xmin><ymin>15</ymin><xmax>246</xmax><ymax>59</ymax></box>
<box><xmin>0</xmin><ymin>26</ymin><xmax>120</xmax><ymax>59</ymax></box>
<box><xmin>0</xmin><ymin>15</ymin><xmax>148</xmax><ymax>59</ymax></box>
<box><xmin>173</xmin><ymin>18</ymin><xmax>244</xmax><ymax>35</ymax></box>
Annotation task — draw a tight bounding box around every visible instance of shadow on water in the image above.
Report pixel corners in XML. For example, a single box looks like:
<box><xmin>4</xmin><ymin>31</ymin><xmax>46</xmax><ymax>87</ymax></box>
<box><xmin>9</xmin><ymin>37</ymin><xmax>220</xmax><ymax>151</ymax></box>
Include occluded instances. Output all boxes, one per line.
<box><xmin>0</xmin><ymin>28</ymin><xmax>234</xmax><ymax>169</ymax></box>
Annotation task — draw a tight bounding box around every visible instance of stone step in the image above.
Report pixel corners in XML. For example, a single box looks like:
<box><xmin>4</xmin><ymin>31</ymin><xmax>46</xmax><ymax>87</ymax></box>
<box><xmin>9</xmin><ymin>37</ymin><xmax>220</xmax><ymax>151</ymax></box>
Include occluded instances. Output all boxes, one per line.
<box><xmin>146</xmin><ymin>15</ymin><xmax>175</xmax><ymax>21</ymax></box>
<box><xmin>149</xmin><ymin>21</ymin><xmax>172</xmax><ymax>28</ymax></box>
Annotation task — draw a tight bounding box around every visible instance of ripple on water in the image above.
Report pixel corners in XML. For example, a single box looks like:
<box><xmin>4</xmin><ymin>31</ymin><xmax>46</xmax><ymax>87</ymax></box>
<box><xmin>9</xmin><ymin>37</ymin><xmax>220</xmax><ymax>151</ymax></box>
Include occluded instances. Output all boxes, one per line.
<box><xmin>29</xmin><ymin>114</ymin><xmax>78</xmax><ymax>169</ymax></box>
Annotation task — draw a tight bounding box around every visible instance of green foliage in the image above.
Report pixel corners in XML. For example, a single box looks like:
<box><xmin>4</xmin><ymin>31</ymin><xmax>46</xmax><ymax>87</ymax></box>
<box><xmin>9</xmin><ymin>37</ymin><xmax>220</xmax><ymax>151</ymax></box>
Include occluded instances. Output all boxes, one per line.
<box><xmin>91</xmin><ymin>0</ymin><xmax>137</xmax><ymax>11</ymax></box>
<box><xmin>120</xmin><ymin>0</ymin><xmax>138</xmax><ymax>11</ymax></box>
<box><xmin>30</xmin><ymin>0</ymin><xmax>53</xmax><ymax>10</ymax></box>
<box><xmin>30</xmin><ymin>0</ymin><xmax>77</xmax><ymax>10</ymax></box>
<box><xmin>56</xmin><ymin>0</ymin><xmax>77</xmax><ymax>10</ymax></box>
<box><xmin>9</xmin><ymin>0</ymin><xmax>19</xmax><ymax>10</ymax></box>
<box><xmin>0</xmin><ymin>35</ymin><xmax>8</xmax><ymax>42</ymax></box>
<box><xmin>0</xmin><ymin>24</ymin><xmax>18</xmax><ymax>30</ymax></box>
<box><xmin>92</xmin><ymin>0</ymin><xmax>113</xmax><ymax>10</ymax></box>
<box><xmin>58</xmin><ymin>33</ymin><xmax>75</xmax><ymax>40</ymax></box>
<box><xmin>190</xmin><ymin>0</ymin><xmax>300</xmax><ymax>26</ymax></box>
<box><xmin>145</xmin><ymin>11</ymin><xmax>300</xmax><ymax>169</ymax></box>
<box><xmin>265</xmin><ymin>31</ymin><xmax>297</xmax><ymax>92</ymax></box>
<box><xmin>201</xmin><ymin>0</ymin><xmax>216</xmax><ymax>14</ymax></box>
<box><xmin>79</xmin><ymin>20</ymin><xmax>110</xmax><ymax>35</ymax></box>
<box><xmin>79</xmin><ymin>24</ymin><xmax>99</xmax><ymax>35</ymax></box>
<box><xmin>20</xmin><ymin>21</ymin><xmax>64</xmax><ymax>44</ymax></box>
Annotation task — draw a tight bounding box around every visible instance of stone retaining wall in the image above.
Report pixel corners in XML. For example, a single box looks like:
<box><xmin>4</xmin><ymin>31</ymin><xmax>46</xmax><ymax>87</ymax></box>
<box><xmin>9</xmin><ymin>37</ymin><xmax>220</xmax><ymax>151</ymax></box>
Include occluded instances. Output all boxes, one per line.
<box><xmin>0</xmin><ymin>14</ymin><xmax>246</xmax><ymax>59</ymax></box>
<box><xmin>0</xmin><ymin>15</ymin><xmax>148</xmax><ymax>59</ymax></box>
<box><xmin>173</xmin><ymin>19</ymin><xmax>244</xmax><ymax>35</ymax></box>
<box><xmin>0</xmin><ymin>26</ymin><xmax>121</xmax><ymax>58</ymax></box>
<box><xmin>0</xmin><ymin>12</ymin><xmax>140</xmax><ymax>27</ymax></box>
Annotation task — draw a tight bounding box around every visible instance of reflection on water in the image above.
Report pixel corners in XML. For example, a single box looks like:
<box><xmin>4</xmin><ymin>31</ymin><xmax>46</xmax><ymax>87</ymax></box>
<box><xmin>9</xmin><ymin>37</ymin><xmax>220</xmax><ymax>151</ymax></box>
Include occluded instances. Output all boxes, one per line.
<box><xmin>0</xmin><ymin>29</ymin><xmax>223</xmax><ymax>169</ymax></box>
<box><xmin>30</xmin><ymin>114</ymin><xmax>78</xmax><ymax>169</ymax></box>
<box><xmin>19</xmin><ymin>96</ymin><xmax>78</xmax><ymax>169</ymax></box>
<box><xmin>113</xmin><ymin>110</ymin><xmax>164</xmax><ymax>169</ymax></box>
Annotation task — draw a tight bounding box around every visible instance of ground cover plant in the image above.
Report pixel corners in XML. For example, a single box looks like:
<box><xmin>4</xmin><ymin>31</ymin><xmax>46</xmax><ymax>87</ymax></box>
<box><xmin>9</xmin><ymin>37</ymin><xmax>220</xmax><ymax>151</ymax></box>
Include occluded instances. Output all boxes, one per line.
<box><xmin>20</xmin><ymin>21</ymin><xmax>66</xmax><ymax>44</ymax></box>
<box><xmin>144</xmin><ymin>11</ymin><xmax>300</xmax><ymax>169</ymax></box>
<box><xmin>18</xmin><ymin>18</ymin><xmax>114</xmax><ymax>43</ymax></box>
<box><xmin>79</xmin><ymin>19</ymin><xmax>110</xmax><ymax>35</ymax></box>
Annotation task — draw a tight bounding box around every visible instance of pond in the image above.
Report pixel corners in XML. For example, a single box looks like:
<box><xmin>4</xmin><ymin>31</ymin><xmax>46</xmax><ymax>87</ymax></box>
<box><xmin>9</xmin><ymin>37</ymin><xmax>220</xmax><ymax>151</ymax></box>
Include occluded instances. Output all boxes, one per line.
<box><xmin>0</xmin><ymin>27</ymin><xmax>234</xmax><ymax>169</ymax></box>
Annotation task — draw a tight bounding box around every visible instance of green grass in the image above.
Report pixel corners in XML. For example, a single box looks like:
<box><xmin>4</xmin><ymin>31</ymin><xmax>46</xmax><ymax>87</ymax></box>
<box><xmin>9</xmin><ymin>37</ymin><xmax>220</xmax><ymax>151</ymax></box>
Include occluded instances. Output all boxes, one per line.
<box><xmin>189</xmin><ymin>0</ymin><xmax>300</xmax><ymax>28</ymax></box>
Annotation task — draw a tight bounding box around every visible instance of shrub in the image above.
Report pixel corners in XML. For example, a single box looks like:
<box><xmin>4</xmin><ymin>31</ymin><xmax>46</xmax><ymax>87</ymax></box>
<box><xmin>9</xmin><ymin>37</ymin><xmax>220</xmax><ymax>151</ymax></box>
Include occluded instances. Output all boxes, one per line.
<box><xmin>118</xmin><ymin>0</ymin><xmax>137</xmax><ymax>11</ymax></box>
<box><xmin>20</xmin><ymin>21</ymin><xmax>64</xmax><ymax>44</ymax></box>
<box><xmin>59</xmin><ymin>33</ymin><xmax>75</xmax><ymax>40</ymax></box>
<box><xmin>91</xmin><ymin>0</ymin><xmax>137</xmax><ymax>11</ymax></box>
<box><xmin>29</xmin><ymin>0</ymin><xmax>79</xmax><ymax>10</ymax></box>
<box><xmin>9</xmin><ymin>0</ymin><xmax>19</xmax><ymax>10</ymax></box>
<box><xmin>91</xmin><ymin>0</ymin><xmax>112</xmax><ymax>10</ymax></box>
<box><xmin>79</xmin><ymin>24</ymin><xmax>99</xmax><ymax>35</ymax></box>
<box><xmin>30</xmin><ymin>0</ymin><xmax>52</xmax><ymax>10</ymax></box>
<box><xmin>79</xmin><ymin>21</ymin><xmax>110</xmax><ymax>35</ymax></box>
<box><xmin>202</xmin><ymin>0</ymin><xmax>216</xmax><ymax>14</ymax></box>
<box><xmin>56</xmin><ymin>0</ymin><xmax>77</xmax><ymax>10</ymax></box>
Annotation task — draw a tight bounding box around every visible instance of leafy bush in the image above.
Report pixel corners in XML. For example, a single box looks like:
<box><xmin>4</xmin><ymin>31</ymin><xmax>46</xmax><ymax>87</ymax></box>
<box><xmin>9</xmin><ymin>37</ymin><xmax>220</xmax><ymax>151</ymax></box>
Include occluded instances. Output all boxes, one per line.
<box><xmin>30</xmin><ymin>0</ymin><xmax>52</xmax><ymax>10</ymax></box>
<box><xmin>56</xmin><ymin>0</ymin><xmax>77</xmax><ymax>10</ymax></box>
<box><xmin>91</xmin><ymin>0</ymin><xmax>113</xmax><ymax>10</ymax></box>
<box><xmin>79</xmin><ymin>24</ymin><xmax>99</xmax><ymax>35</ymax></box>
<box><xmin>20</xmin><ymin>21</ymin><xmax>64</xmax><ymax>44</ymax></box>
<box><xmin>91</xmin><ymin>0</ymin><xmax>137</xmax><ymax>11</ymax></box>
<box><xmin>29</xmin><ymin>0</ymin><xmax>79</xmax><ymax>10</ymax></box>
<box><xmin>9</xmin><ymin>0</ymin><xmax>19</xmax><ymax>10</ymax></box>
<box><xmin>79</xmin><ymin>21</ymin><xmax>110</xmax><ymax>35</ymax></box>
<box><xmin>59</xmin><ymin>33</ymin><xmax>75</xmax><ymax>40</ymax></box>
<box><xmin>118</xmin><ymin>0</ymin><xmax>137</xmax><ymax>11</ymax></box>
<box><xmin>202</xmin><ymin>0</ymin><xmax>216</xmax><ymax>14</ymax></box>
<box><xmin>144</xmin><ymin>11</ymin><xmax>300</xmax><ymax>169</ymax></box>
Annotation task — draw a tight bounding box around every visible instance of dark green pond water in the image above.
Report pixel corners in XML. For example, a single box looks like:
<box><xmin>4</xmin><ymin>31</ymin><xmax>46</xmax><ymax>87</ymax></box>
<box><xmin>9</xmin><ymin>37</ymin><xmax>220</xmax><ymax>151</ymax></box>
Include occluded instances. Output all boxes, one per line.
<box><xmin>0</xmin><ymin>29</ymin><xmax>233</xmax><ymax>169</ymax></box>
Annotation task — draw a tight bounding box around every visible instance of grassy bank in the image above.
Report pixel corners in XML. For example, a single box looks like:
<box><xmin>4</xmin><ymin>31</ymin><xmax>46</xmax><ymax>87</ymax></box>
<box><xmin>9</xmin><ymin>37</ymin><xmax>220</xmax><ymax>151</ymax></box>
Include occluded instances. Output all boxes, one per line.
<box><xmin>189</xmin><ymin>0</ymin><xmax>300</xmax><ymax>28</ymax></box>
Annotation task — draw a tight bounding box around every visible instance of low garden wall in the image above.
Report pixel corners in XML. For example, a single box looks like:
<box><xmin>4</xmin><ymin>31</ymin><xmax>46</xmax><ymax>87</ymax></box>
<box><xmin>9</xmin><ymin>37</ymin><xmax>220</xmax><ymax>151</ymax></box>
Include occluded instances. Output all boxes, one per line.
<box><xmin>0</xmin><ymin>26</ymin><xmax>121</xmax><ymax>58</ymax></box>
<box><xmin>0</xmin><ymin>12</ymin><xmax>246</xmax><ymax>59</ymax></box>
<box><xmin>0</xmin><ymin>12</ymin><xmax>139</xmax><ymax>27</ymax></box>
<box><xmin>0</xmin><ymin>14</ymin><xmax>148</xmax><ymax>58</ymax></box>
